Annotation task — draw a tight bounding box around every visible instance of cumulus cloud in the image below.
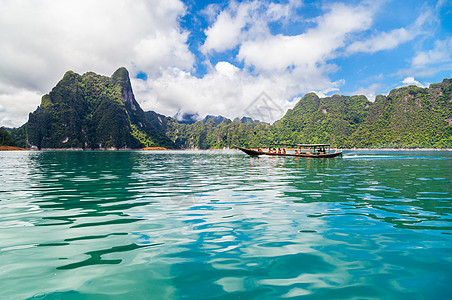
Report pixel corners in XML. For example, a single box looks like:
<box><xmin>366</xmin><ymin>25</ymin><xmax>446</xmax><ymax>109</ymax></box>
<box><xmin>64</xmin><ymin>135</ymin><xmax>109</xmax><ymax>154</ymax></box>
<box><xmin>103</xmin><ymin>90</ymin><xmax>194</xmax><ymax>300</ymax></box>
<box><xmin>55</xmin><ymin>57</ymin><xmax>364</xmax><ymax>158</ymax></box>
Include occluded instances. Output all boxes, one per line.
<box><xmin>412</xmin><ymin>37</ymin><xmax>452</xmax><ymax>67</ymax></box>
<box><xmin>352</xmin><ymin>83</ymin><xmax>382</xmax><ymax>102</ymax></box>
<box><xmin>238</xmin><ymin>3</ymin><xmax>373</xmax><ymax>72</ymax></box>
<box><xmin>201</xmin><ymin>0</ymin><xmax>302</xmax><ymax>54</ymax></box>
<box><xmin>0</xmin><ymin>0</ymin><xmax>192</xmax><ymax>127</ymax></box>
<box><xmin>182</xmin><ymin>1</ymin><xmax>374</xmax><ymax>122</ymax></box>
<box><xmin>402</xmin><ymin>77</ymin><xmax>425</xmax><ymax>87</ymax></box>
<box><xmin>201</xmin><ymin>1</ymin><xmax>254</xmax><ymax>53</ymax></box>
<box><xmin>133</xmin><ymin>63</ymin><xmax>296</xmax><ymax>123</ymax></box>
<box><xmin>0</xmin><ymin>88</ymin><xmax>42</xmax><ymax>128</ymax></box>
<box><xmin>0</xmin><ymin>0</ymin><xmax>410</xmax><ymax>128</ymax></box>
<box><xmin>0</xmin><ymin>0</ymin><xmax>379</xmax><ymax>127</ymax></box>
<box><xmin>2</xmin><ymin>0</ymin><xmax>445</xmax><ymax>129</ymax></box>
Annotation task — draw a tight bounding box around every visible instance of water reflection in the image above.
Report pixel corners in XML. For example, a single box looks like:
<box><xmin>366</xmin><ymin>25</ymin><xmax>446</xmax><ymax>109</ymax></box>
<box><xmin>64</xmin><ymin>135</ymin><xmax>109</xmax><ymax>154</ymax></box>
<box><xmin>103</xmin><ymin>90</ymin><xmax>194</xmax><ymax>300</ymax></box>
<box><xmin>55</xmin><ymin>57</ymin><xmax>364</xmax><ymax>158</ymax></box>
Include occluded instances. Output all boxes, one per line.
<box><xmin>28</xmin><ymin>152</ymin><xmax>150</xmax><ymax>223</ymax></box>
<box><xmin>0</xmin><ymin>151</ymin><xmax>451</xmax><ymax>299</ymax></box>
<box><xmin>279</xmin><ymin>153</ymin><xmax>452</xmax><ymax>232</ymax></box>
<box><xmin>23</xmin><ymin>152</ymin><xmax>159</xmax><ymax>271</ymax></box>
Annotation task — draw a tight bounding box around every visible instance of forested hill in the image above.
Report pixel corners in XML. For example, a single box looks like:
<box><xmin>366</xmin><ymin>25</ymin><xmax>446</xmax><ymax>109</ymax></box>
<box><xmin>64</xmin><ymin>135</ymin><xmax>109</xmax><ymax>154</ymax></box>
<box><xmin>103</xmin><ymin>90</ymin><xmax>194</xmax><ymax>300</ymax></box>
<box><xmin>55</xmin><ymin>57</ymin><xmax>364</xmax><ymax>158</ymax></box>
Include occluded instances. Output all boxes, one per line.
<box><xmin>23</xmin><ymin>68</ymin><xmax>174</xmax><ymax>149</ymax></box>
<box><xmin>350</xmin><ymin>80</ymin><xmax>452</xmax><ymax>148</ymax></box>
<box><xmin>148</xmin><ymin>79</ymin><xmax>451</xmax><ymax>149</ymax></box>
<box><xmin>7</xmin><ymin>68</ymin><xmax>452</xmax><ymax>149</ymax></box>
<box><xmin>272</xmin><ymin>80</ymin><xmax>452</xmax><ymax>148</ymax></box>
<box><xmin>0</xmin><ymin>127</ymin><xmax>17</xmax><ymax>146</ymax></box>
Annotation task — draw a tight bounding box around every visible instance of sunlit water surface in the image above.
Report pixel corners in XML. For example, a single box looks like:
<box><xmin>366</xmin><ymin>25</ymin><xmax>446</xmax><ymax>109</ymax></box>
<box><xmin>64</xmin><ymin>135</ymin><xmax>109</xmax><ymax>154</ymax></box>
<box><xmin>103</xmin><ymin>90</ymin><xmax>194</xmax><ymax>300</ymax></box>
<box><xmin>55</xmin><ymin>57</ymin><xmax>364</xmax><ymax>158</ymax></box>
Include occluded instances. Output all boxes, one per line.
<box><xmin>0</xmin><ymin>150</ymin><xmax>451</xmax><ymax>299</ymax></box>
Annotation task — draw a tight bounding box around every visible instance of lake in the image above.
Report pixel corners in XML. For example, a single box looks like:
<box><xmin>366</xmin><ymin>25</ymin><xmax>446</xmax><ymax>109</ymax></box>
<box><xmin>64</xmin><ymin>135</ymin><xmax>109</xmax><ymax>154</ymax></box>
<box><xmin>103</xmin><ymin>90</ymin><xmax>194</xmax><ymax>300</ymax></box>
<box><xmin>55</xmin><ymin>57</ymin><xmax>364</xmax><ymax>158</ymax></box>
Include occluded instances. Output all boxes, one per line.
<box><xmin>0</xmin><ymin>150</ymin><xmax>451</xmax><ymax>299</ymax></box>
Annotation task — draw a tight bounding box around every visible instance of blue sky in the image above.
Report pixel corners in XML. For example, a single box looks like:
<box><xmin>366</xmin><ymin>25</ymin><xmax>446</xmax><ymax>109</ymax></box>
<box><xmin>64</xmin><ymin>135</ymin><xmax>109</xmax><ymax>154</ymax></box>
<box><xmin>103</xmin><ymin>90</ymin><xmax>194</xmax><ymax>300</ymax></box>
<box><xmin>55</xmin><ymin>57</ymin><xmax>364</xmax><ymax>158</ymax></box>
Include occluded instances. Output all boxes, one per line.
<box><xmin>0</xmin><ymin>0</ymin><xmax>451</xmax><ymax>127</ymax></box>
<box><xmin>179</xmin><ymin>0</ymin><xmax>451</xmax><ymax>96</ymax></box>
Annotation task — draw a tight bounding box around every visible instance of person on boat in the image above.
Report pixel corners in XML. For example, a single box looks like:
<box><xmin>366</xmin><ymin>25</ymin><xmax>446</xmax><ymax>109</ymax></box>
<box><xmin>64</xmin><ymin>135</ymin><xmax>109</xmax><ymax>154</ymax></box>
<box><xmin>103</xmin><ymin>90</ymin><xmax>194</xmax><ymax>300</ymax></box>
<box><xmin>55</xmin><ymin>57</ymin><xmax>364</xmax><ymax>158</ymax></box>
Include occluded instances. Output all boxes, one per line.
<box><xmin>295</xmin><ymin>150</ymin><xmax>299</xmax><ymax>155</ymax></box>
<box><xmin>268</xmin><ymin>147</ymin><xmax>272</xmax><ymax>153</ymax></box>
<box><xmin>278</xmin><ymin>148</ymin><xmax>281</xmax><ymax>154</ymax></box>
<box><xmin>258</xmin><ymin>148</ymin><xmax>262</xmax><ymax>152</ymax></box>
<box><xmin>282</xmin><ymin>149</ymin><xmax>286</xmax><ymax>154</ymax></box>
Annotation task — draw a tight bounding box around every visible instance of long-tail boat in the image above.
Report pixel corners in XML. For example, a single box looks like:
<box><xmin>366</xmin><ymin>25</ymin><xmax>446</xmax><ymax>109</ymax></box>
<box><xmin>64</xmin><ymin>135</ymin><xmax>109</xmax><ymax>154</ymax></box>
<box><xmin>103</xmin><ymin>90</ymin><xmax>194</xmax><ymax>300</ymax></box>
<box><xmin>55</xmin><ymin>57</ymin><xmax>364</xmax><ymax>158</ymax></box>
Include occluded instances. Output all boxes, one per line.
<box><xmin>235</xmin><ymin>144</ymin><xmax>342</xmax><ymax>158</ymax></box>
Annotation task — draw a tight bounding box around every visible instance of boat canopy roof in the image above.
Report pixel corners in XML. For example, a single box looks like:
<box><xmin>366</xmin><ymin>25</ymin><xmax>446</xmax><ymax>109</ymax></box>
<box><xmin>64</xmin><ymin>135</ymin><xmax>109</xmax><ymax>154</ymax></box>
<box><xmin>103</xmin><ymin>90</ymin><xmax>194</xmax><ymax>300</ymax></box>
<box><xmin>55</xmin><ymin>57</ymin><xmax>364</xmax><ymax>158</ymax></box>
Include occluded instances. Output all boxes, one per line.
<box><xmin>264</xmin><ymin>143</ymin><xmax>331</xmax><ymax>148</ymax></box>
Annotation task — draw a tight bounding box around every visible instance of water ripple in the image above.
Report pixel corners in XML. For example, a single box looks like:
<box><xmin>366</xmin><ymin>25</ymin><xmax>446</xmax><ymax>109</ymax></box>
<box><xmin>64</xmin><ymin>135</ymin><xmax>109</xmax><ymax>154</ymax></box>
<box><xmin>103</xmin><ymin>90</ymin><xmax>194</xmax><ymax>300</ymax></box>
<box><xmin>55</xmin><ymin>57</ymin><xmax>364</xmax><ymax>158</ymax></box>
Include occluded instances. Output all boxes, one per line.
<box><xmin>0</xmin><ymin>150</ymin><xmax>451</xmax><ymax>299</ymax></box>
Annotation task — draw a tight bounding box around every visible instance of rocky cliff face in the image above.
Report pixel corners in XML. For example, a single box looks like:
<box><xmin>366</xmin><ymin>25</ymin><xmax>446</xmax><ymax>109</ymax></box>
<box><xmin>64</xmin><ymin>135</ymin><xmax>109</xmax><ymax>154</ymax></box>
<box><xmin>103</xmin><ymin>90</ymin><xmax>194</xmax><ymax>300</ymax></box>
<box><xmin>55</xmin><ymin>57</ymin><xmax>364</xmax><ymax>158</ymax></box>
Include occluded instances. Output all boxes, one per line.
<box><xmin>27</xmin><ymin>68</ymin><xmax>174</xmax><ymax>149</ymax></box>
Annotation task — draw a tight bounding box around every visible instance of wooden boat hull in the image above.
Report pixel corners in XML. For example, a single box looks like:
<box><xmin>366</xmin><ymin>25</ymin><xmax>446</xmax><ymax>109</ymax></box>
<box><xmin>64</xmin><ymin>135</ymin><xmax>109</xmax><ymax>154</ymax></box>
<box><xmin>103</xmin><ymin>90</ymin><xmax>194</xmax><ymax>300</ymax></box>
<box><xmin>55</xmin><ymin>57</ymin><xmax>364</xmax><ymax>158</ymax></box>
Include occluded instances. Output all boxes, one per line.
<box><xmin>235</xmin><ymin>146</ymin><xmax>342</xmax><ymax>158</ymax></box>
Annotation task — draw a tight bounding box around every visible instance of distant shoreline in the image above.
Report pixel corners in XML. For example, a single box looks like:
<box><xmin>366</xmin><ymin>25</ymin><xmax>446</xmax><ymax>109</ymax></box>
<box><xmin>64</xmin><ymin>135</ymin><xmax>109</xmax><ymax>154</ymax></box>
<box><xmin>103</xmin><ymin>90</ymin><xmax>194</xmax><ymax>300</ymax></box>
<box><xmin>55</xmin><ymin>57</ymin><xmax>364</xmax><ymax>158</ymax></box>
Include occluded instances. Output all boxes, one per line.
<box><xmin>336</xmin><ymin>148</ymin><xmax>452</xmax><ymax>151</ymax></box>
<box><xmin>1</xmin><ymin>147</ymin><xmax>451</xmax><ymax>152</ymax></box>
<box><xmin>0</xmin><ymin>146</ymin><xmax>28</xmax><ymax>151</ymax></box>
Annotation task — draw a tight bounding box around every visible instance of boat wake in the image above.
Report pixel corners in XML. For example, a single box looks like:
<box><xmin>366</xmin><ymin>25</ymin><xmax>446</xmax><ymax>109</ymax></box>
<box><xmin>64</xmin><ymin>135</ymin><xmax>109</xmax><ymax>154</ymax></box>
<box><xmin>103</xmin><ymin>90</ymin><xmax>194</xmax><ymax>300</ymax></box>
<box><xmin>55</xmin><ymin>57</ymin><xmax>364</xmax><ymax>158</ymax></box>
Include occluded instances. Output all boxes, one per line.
<box><xmin>343</xmin><ymin>155</ymin><xmax>396</xmax><ymax>159</ymax></box>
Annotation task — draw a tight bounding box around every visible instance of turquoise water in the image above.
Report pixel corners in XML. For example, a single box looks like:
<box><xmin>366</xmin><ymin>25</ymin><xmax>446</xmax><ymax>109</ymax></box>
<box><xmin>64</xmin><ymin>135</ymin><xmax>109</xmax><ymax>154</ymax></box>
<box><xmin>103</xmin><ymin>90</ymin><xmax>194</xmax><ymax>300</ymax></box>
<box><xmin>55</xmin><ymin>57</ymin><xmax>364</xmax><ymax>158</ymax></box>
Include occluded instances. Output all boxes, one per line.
<box><xmin>0</xmin><ymin>150</ymin><xmax>451</xmax><ymax>299</ymax></box>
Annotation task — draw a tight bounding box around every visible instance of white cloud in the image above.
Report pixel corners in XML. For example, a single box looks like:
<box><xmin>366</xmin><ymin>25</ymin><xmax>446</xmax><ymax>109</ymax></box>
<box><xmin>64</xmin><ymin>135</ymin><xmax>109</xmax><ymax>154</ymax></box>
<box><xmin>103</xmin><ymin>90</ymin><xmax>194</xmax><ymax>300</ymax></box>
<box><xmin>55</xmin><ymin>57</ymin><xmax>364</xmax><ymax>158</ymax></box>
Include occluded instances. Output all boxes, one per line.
<box><xmin>0</xmin><ymin>0</ymin><xmax>373</xmax><ymax>126</ymax></box>
<box><xmin>236</xmin><ymin>2</ymin><xmax>374</xmax><ymax>74</ymax></box>
<box><xmin>347</xmin><ymin>28</ymin><xmax>413</xmax><ymax>54</ymax></box>
<box><xmin>0</xmin><ymin>0</ymin><xmax>380</xmax><ymax>127</ymax></box>
<box><xmin>175</xmin><ymin>1</ymin><xmax>373</xmax><ymax>123</ymax></box>
<box><xmin>201</xmin><ymin>2</ymin><xmax>254</xmax><ymax>53</ymax></box>
<box><xmin>3</xmin><ymin>0</ymin><xmax>442</xmax><ymax>130</ymax></box>
<box><xmin>215</xmin><ymin>62</ymin><xmax>239</xmax><ymax>78</ymax></box>
<box><xmin>353</xmin><ymin>83</ymin><xmax>382</xmax><ymax>102</ymax></box>
<box><xmin>133</xmin><ymin>64</ymin><xmax>293</xmax><ymax>123</ymax></box>
<box><xmin>201</xmin><ymin>0</ymin><xmax>303</xmax><ymax>54</ymax></box>
<box><xmin>0</xmin><ymin>0</ymin><xmax>192</xmax><ymax>127</ymax></box>
<box><xmin>402</xmin><ymin>77</ymin><xmax>425</xmax><ymax>87</ymax></box>
<box><xmin>143</xmin><ymin>1</ymin><xmax>379</xmax><ymax>123</ymax></box>
<box><xmin>395</xmin><ymin>37</ymin><xmax>452</xmax><ymax>78</ymax></box>
<box><xmin>266</xmin><ymin>0</ymin><xmax>303</xmax><ymax>21</ymax></box>
<box><xmin>134</xmin><ymin>56</ymin><xmax>347</xmax><ymax>124</ymax></box>
<box><xmin>412</xmin><ymin>37</ymin><xmax>452</xmax><ymax>67</ymax></box>
<box><xmin>0</xmin><ymin>88</ymin><xmax>42</xmax><ymax>128</ymax></box>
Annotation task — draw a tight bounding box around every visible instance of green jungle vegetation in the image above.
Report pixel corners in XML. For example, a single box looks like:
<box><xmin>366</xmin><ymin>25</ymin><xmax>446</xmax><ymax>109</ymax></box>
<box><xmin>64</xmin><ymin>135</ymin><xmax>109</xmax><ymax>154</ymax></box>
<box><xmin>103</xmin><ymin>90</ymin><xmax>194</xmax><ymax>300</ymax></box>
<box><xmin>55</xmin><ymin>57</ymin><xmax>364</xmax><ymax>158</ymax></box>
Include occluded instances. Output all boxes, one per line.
<box><xmin>17</xmin><ymin>67</ymin><xmax>174</xmax><ymax>149</ymax></box>
<box><xmin>0</xmin><ymin>127</ymin><xmax>17</xmax><ymax>146</ymax></box>
<box><xmin>148</xmin><ymin>79</ymin><xmax>451</xmax><ymax>149</ymax></box>
<box><xmin>6</xmin><ymin>68</ymin><xmax>452</xmax><ymax>150</ymax></box>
